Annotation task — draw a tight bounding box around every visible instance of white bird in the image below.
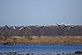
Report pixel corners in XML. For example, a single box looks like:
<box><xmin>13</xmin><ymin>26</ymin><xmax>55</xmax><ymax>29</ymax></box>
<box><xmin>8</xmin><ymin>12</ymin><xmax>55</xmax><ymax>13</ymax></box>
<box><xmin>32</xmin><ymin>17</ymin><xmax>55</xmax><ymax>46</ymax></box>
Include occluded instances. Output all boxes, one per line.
<box><xmin>56</xmin><ymin>23</ymin><xmax>60</xmax><ymax>26</ymax></box>
<box><xmin>27</xmin><ymin>27</ymin><xmax>32</xmax><ymax>30</ymax></box>
<box><xmin>12</xmin><ymin>26</ymin><xmax>16</xmax><ymax>30</ymax></box>
<box><xmin>19</xmin><ymin>26</ymin><xmax>24</xmax><ymax>30</ymax></box>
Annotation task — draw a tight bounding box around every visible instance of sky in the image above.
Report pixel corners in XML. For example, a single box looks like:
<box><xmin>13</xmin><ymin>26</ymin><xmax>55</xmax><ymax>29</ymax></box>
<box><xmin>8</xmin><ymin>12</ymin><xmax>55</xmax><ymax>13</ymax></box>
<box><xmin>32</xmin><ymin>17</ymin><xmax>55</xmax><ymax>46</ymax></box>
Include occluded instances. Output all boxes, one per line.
<box><xmin>0</xmin><ymin>0</ymin><xmax>82</xmax><ymax>26</ymax></box>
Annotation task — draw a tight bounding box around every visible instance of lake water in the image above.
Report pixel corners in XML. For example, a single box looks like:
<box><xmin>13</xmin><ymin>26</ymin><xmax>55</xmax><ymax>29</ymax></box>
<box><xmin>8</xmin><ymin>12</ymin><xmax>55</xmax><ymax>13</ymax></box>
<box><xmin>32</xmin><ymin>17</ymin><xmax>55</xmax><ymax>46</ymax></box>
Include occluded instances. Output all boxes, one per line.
<box><xmin>0</xmin><ymin>44</ymin><xmax>82</xmax><ymax>54</ymax></box>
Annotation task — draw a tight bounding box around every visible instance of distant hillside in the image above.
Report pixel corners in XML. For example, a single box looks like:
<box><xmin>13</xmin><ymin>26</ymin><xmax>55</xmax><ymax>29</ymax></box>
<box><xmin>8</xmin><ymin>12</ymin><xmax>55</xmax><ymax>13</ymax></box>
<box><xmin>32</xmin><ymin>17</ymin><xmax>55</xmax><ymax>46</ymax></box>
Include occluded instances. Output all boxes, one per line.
<box><xmin>0</xmin><ymin>25</ymin><xmax>82</xmax><ymax>38</ymax></box>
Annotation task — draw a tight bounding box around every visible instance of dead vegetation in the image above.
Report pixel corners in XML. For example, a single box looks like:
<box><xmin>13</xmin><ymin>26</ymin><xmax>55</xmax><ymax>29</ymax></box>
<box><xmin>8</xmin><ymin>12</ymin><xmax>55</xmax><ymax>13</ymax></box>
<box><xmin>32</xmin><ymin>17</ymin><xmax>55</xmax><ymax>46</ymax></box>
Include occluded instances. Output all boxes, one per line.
<box><xmin>0</xmin><ymin>36</ymin><xmax>82</xmax><ymax>45</ymax></box>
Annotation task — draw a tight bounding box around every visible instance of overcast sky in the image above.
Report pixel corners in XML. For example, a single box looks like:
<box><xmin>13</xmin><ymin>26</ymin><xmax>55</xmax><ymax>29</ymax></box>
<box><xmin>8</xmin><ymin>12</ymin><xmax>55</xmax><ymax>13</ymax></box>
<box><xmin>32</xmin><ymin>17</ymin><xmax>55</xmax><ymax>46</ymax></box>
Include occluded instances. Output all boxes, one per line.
<box><xmin>0</xmin><ymin>0</ymin><xmax>82</xmax><ymax>26</ymax></box>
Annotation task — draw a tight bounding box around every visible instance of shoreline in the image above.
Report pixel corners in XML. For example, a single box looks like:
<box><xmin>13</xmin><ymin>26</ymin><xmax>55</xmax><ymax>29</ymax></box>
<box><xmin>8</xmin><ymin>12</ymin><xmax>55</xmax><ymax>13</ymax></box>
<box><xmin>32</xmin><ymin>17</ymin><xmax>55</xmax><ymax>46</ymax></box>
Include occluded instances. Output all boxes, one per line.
<box><xmin>0</xmin><ymin>43</ymin><xmax>82</xmax><ymax>45</ymax></box>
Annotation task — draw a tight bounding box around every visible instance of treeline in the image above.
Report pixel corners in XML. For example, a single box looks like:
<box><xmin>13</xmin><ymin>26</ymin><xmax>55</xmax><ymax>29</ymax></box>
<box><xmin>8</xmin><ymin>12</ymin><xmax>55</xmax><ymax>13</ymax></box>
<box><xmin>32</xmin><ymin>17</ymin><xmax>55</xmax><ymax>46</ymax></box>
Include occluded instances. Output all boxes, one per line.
<box><xmin>0</xmin><ymin>25</ymin><xmax>82</xmax><ymax>38</ymax></box>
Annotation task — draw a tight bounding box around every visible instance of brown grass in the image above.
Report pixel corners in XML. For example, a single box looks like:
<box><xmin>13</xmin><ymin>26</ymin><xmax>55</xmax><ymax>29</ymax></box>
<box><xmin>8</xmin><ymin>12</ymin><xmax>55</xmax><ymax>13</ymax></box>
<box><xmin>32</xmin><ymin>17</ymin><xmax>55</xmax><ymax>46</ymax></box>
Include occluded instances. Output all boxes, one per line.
<box><xmin>0</xmin><ymin>36</ymin><xmax>82</xmax><ymax>45</ymax></box>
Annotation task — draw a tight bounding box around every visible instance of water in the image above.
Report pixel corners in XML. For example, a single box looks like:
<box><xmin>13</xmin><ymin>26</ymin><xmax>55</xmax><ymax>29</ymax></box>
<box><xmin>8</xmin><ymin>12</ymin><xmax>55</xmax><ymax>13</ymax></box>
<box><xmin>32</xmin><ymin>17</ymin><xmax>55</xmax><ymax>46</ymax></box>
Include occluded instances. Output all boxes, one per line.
<box><xmin>0</xmin><ymin>44</ymin><xmax>82</xmax><ymax>54</ymax></box>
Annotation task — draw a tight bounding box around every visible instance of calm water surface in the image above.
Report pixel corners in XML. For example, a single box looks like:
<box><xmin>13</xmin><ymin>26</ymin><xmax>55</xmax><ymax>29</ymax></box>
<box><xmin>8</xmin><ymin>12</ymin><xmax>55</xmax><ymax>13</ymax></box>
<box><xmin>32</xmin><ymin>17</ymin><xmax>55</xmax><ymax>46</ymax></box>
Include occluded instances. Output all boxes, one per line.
<box><xmin>0</xmin><ymin>44</ymin><xmax>82</xmax><ymax>54</ymax></box>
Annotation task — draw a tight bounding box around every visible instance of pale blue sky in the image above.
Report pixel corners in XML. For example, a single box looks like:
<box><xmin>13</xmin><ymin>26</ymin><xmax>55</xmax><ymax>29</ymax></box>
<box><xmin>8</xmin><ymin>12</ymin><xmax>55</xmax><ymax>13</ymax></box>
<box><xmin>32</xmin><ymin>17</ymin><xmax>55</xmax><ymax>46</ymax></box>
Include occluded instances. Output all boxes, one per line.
<box><xmin>0</xmin><ymin>0</ymin><xmax>82</xmax><ymax>26</ymax></box>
